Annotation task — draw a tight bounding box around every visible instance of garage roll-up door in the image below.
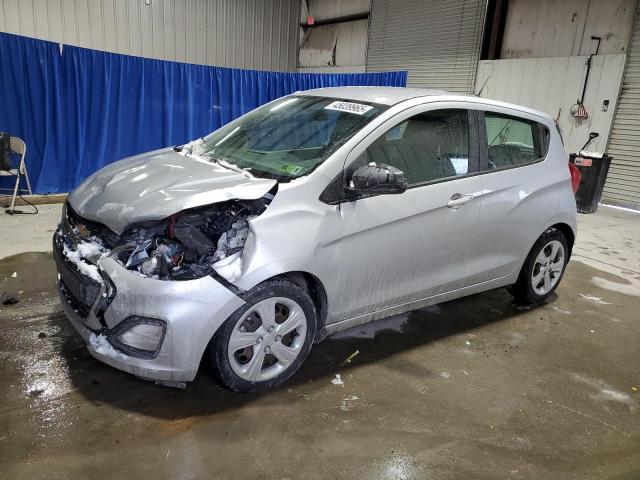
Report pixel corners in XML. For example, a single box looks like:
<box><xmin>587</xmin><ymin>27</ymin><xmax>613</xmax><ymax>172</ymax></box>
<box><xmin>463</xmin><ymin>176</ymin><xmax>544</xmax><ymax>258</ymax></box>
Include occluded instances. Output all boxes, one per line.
<box><xmin>366</xmin><ymin>0</ymin><xmax>486</xmax><ymax>93</ymax></box>
<box><xmin>603</xmin><ymin>5</ymin><xmax>640</xmax><ymax>209</ymax></box>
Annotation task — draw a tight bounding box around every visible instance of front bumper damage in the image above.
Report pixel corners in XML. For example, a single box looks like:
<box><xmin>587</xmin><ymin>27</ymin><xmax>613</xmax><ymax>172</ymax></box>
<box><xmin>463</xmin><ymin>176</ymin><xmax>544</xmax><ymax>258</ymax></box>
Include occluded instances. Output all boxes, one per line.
<box><xmin>53</xmin><ymin>229</ymin><xmax>245</xmax><ymax>385</ymax></box>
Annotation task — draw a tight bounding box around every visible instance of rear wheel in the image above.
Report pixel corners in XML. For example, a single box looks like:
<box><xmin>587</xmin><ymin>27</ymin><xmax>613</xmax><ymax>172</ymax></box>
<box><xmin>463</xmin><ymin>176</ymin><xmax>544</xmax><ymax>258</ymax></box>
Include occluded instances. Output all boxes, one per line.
<box><xmin>211</xmin><ymin>279</ymin><xmax>317</xmax><ymax>392</ymax></box>
<box><xmin>511</xmin><ymin>229</ymin><xmax>569</xmax><ymax>304</ymax></box>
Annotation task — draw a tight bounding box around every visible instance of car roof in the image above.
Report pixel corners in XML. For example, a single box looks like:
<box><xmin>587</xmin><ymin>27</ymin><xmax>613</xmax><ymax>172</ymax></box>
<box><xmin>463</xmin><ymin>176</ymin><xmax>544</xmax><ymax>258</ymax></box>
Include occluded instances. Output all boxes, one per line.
<box><xmin>297</xmin><ymin>86</ymin><xmax>446</xmax><ymax>105</ymax></box>
<box><xmin>296</xmin><ymin>86</ymin><xmax>553</xmax><ymax>123</ymax></box>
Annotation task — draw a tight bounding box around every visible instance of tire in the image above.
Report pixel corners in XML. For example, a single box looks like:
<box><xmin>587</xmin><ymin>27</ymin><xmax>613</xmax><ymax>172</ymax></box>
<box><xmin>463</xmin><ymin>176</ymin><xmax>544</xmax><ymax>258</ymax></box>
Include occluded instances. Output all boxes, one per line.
<box><xmin>511</xmin><ymin>229</ymin><xmax>569</xmax><ymax>304</ymax></box>
<box><xmin>211</xmin><ymin>278</ymin><xmax>317</xmax><ymax>393</ymax></box>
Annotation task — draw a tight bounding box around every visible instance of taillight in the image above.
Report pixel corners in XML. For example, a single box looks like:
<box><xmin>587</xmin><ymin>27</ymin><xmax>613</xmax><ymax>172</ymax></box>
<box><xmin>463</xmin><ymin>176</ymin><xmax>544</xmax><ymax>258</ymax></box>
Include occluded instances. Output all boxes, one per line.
<box><xmin>568</xmin><ymin>162</ymin><xmax>581</xmax><ymax>194</ymax></box>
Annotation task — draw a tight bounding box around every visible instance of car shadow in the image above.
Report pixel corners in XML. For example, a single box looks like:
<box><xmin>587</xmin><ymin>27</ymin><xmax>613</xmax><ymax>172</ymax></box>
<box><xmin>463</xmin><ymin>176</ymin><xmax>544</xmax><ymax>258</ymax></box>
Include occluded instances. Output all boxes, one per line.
<box><xmin>56</xmin><ymin>286</ymin><xmax>552</xmax><ymax>420</ymax></box>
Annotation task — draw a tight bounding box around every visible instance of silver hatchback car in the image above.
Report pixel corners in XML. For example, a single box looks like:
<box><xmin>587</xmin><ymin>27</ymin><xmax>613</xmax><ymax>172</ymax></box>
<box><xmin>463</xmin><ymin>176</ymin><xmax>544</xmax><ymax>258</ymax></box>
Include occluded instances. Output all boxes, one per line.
<box><xmin>54</xmin><ymin>87</ymin><xmax>577</xmax><ymax>391</ymax></box>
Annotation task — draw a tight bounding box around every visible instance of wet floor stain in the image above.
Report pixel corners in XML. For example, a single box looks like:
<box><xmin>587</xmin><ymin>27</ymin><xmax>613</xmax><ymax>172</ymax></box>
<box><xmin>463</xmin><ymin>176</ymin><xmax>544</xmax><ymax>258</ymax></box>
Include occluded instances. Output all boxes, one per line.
<box><xmin>1</xmin><ymin>253</ymin><xmax>639</xmax><ymax>479</ymax></box>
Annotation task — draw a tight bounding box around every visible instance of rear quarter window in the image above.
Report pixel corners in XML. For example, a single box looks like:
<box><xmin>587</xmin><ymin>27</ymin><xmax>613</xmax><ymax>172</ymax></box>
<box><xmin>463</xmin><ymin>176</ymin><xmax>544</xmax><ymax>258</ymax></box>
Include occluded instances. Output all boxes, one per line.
<box><xmin>483</xmin><ymin>112</ymin><xmax>550</xmax><ymax>170</ymax></box>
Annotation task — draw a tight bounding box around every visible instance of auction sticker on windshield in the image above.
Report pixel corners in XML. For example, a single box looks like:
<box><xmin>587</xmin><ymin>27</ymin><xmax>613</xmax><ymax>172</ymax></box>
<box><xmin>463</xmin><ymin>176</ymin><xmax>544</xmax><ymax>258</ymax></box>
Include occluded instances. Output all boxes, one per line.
<box><xmin>325</xmin><ymin>101</ymin><xmax>374</xmax><ymax>115</ymax></box>
<box><xmin>279</xmin><ymin>164</ymin><xmax>304</xmax><ymax>175</ymax></box>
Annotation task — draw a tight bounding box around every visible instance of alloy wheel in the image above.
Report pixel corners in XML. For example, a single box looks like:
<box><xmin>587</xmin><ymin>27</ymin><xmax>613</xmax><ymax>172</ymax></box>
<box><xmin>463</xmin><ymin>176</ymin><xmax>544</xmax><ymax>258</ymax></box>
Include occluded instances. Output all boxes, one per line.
<box><xmin>530</xmin><ymin>240</ymin><xmax>565</xmax><ymax>295</ymax></box>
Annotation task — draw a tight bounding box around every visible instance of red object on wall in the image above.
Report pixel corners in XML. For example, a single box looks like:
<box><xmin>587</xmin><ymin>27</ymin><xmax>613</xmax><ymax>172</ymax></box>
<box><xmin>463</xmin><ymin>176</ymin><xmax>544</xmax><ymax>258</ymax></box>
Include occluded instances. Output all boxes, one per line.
<box><xmin>306</xmin><ymin>16</ymin><xmax>314</xmax><ymax>25</ymax></box>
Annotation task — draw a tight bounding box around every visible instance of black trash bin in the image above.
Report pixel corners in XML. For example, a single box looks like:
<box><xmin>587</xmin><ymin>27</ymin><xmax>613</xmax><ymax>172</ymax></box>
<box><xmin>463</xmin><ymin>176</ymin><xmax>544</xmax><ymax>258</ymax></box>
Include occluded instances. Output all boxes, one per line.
<box><xmin>569</xmin><ymin>153</ymin><xmax>612</xmax><ymax>214</ymax></box>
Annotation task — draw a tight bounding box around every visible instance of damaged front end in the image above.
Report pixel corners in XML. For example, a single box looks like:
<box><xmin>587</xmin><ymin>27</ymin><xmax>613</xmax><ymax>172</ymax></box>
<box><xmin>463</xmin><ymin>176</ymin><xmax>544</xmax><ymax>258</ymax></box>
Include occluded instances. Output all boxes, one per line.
<box><xmin>53</xmin><ymin>190</ymin><xmax>274</xmax><ymax>384</ymax></box>
<box><xmin>112</xmin><ymin>193</ymin><xmax>273</xmax><ymax>283</ymax></box>
<box><xmin>60</xmin><ymin>189</ymin><xmax>274</xmax><ymax>284</ymax></box>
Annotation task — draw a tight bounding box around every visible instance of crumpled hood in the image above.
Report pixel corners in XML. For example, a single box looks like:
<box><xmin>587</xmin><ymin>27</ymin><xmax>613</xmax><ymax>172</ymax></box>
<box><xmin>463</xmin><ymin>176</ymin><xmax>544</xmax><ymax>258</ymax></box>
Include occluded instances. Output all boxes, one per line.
<box><xmin>68</xmin><ymin>148</ymin><xmax>276</xmax><ymax>235</ymax></box>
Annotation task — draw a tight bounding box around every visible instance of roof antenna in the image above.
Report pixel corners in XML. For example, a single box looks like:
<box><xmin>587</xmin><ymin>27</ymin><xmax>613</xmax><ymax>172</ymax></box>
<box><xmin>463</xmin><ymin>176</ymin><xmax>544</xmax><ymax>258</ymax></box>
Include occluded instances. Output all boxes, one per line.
<box><xmin>475</xmin><ymin>72</ymin><xmax>492</xmax><ymax>97</ymax></box>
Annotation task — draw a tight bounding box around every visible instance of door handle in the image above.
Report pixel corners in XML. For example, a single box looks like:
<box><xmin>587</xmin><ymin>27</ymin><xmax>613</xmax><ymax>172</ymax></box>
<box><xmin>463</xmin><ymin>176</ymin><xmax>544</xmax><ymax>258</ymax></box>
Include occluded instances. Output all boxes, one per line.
<box><xmin>447</xmin><ymin>193</ymin><xmax>474</xmax><ymax>209</ymax></box>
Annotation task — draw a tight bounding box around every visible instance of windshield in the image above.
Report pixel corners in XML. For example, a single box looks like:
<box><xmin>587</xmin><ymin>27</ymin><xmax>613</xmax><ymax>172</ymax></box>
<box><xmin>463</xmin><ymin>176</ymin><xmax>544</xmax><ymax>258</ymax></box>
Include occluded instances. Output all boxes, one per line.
<box><xmin>198</xmin><ymin>95</ymin><xmax>386</xmax><ymax>180</ymax></box>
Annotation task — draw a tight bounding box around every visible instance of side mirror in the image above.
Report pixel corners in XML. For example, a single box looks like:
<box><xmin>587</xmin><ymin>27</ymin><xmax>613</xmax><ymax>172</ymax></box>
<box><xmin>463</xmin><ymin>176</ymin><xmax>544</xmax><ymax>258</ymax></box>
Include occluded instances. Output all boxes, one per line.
<box><xmin>348</xmin><ymin>162</ymin><xmax>408</xmax><ymax>195</ymax></box>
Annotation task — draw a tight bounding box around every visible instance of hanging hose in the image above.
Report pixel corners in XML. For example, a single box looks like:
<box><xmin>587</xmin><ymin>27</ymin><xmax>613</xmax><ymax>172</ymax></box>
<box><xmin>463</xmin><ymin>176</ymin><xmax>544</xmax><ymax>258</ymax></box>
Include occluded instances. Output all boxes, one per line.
<box><xmin>570</xmin><ymin>36</ymin><xmax>601</xmax><ymax>120</ymax></box>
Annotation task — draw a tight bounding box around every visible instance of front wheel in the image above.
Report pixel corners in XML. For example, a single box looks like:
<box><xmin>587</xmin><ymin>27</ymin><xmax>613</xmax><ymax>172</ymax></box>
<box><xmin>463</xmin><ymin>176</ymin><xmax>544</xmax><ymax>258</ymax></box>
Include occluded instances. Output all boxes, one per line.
<box><xmin>211</xmin><ymin>279</ymin><xmax>317</xmax><ymax>392</ymax></box>
<box><xmin>511</xmin><ymin>229</ymin><xmax>569</xmax><ymax>304</ymax></box>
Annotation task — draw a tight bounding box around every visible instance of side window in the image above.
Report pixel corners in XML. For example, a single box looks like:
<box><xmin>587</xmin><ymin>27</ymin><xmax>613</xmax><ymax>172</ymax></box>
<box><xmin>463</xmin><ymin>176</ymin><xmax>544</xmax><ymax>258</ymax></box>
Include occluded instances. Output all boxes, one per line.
<box><xmin>356</xmin><ymin>109</ymin><xmax>470</xmax><ymax>186</ymax></box>
<box><xmin>484</xmin><ymin>113</ymin><xmax>549</xmax><ymax>170</ymax></box>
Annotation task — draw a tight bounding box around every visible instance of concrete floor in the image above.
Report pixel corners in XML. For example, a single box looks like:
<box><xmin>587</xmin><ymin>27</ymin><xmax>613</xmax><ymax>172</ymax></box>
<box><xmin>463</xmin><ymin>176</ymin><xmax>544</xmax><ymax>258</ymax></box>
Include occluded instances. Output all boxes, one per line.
<box><xmin>1</xmin><ymin>204</ymin><xmax>639</xmax><ymax>479</ymax></box>
<box><xmin>0</xmin><ymin>203</ymin><xmax>63</xmax><ymax>259</ymax></box>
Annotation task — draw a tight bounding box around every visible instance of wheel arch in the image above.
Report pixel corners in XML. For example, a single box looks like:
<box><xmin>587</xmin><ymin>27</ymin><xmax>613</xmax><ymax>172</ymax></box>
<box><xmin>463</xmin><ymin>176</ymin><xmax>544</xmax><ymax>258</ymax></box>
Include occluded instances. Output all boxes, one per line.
<box><xmin>275</xmin><ymin>271</ymin><xmax>328</xmax><ymax>342</ymax></box>
<box><xmin>512</xmin><ymin>218</ymin><xmax>576</xmax><ymax>286</ymax></box>
<box><xmin>548</xmin><ymin>222</ymin><xmax>575</xmax><ymax>259</ymax></box>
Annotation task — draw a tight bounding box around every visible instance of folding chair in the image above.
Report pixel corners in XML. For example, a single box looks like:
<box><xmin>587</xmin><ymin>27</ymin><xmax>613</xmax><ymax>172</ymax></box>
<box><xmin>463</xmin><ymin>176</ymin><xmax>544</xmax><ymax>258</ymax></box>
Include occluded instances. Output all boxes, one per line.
<box><xmin>0</xmin><ymin>136</ymin><xmax>32</xmax><ymax>213</ymax></box>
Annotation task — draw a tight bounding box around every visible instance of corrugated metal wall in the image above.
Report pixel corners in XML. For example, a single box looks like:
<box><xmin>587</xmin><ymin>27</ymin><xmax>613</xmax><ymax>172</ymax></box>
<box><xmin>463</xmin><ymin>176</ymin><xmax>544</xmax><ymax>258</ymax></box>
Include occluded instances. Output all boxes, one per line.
<box><xmin>0</xmin><ymin>0</ymin><xmax>299</xmax><ymax>71</ymax></box>
<box><xmin>298</xmin><ymin>65</ymin><xmax>366</xmax><ymax>73</ymax></box>
<box><xmin>366</xmin><ymin>0</ymin><xmax>486</xmax><ymax>93</ymax></box>
<box><xmin>603</xmin><ymin>4</ymin><xmax>640</xmax><ymax>209</ymax></box>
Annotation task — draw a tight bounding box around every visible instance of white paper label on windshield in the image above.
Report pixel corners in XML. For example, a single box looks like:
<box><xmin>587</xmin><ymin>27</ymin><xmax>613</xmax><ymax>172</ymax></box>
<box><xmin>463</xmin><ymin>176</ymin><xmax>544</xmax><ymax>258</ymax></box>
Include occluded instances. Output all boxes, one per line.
<box><xmin>324</xmin><ymin>101</ymin><xmax>373</xmax><ymax>115</ymax></box>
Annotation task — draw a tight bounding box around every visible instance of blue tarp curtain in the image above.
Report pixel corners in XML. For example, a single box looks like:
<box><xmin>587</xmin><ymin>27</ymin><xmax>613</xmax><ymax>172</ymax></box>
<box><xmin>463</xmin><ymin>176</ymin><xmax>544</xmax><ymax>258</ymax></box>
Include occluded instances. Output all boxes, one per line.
<box><xmin>0</xmin><ymin>32</ymin><xmax>407</xmax><ymax>193</ymax></box>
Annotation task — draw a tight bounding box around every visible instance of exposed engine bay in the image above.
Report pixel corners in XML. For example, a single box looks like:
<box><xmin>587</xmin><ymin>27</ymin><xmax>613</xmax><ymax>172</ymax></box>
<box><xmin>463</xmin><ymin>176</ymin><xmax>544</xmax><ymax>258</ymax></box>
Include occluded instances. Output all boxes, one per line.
<box><xmin>62</xmin><ymin>191</ymin><xmax>274</xmax><ymax>283</ymax></box>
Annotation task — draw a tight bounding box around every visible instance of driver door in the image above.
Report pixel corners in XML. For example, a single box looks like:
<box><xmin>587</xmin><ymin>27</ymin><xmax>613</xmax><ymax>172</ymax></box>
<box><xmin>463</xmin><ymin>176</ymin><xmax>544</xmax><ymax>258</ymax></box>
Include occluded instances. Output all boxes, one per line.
<box><xmin>326</xmin><ymin>105</ymin><xmax>484</xmax><ymax>322</ymax></box>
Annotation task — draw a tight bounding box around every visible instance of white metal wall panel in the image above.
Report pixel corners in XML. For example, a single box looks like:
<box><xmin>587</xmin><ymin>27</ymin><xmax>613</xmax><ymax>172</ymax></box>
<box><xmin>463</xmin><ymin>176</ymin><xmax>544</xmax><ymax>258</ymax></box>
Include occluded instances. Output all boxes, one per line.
<box><xmin>298</xmin><ymin>24</ymin><xmax>339</xmax><ymax>67</ymax></box>
<box><xmin>366</xmin><ymin>0</ymin><xmax>486</xmax><ymax>93</ymax></box>
<box><xmin>334</xmin><ymin>19</ymin><xmax>368</xmax><ymax>67</ymax></box>
<box><xmin>299</xmin><ymin>19</ymin><xmax>368</xmax><ymax>68</ymax></box>
<box><xmin>475</xmin><ymin>55</ymin><xmax>627</xmax><ymax>155</ymax></box>
<box><xmin>0</xmin><ymin>0</ymin><xmax>299</xmax><ymax>71</ymax></box>
<box><xmin>603</xmin><ymin>5</ymin><xmax>640</xmax><ymax>209</ymax></box>
<box><xmin>500</xmin><ymin>0</ymin><xmax>638</xmax><ymax>59</ymax></box>
<box><xmin>303</xmin><ymin>0</ymin><xmax>369</xmax><ymax>23</ymax></box>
